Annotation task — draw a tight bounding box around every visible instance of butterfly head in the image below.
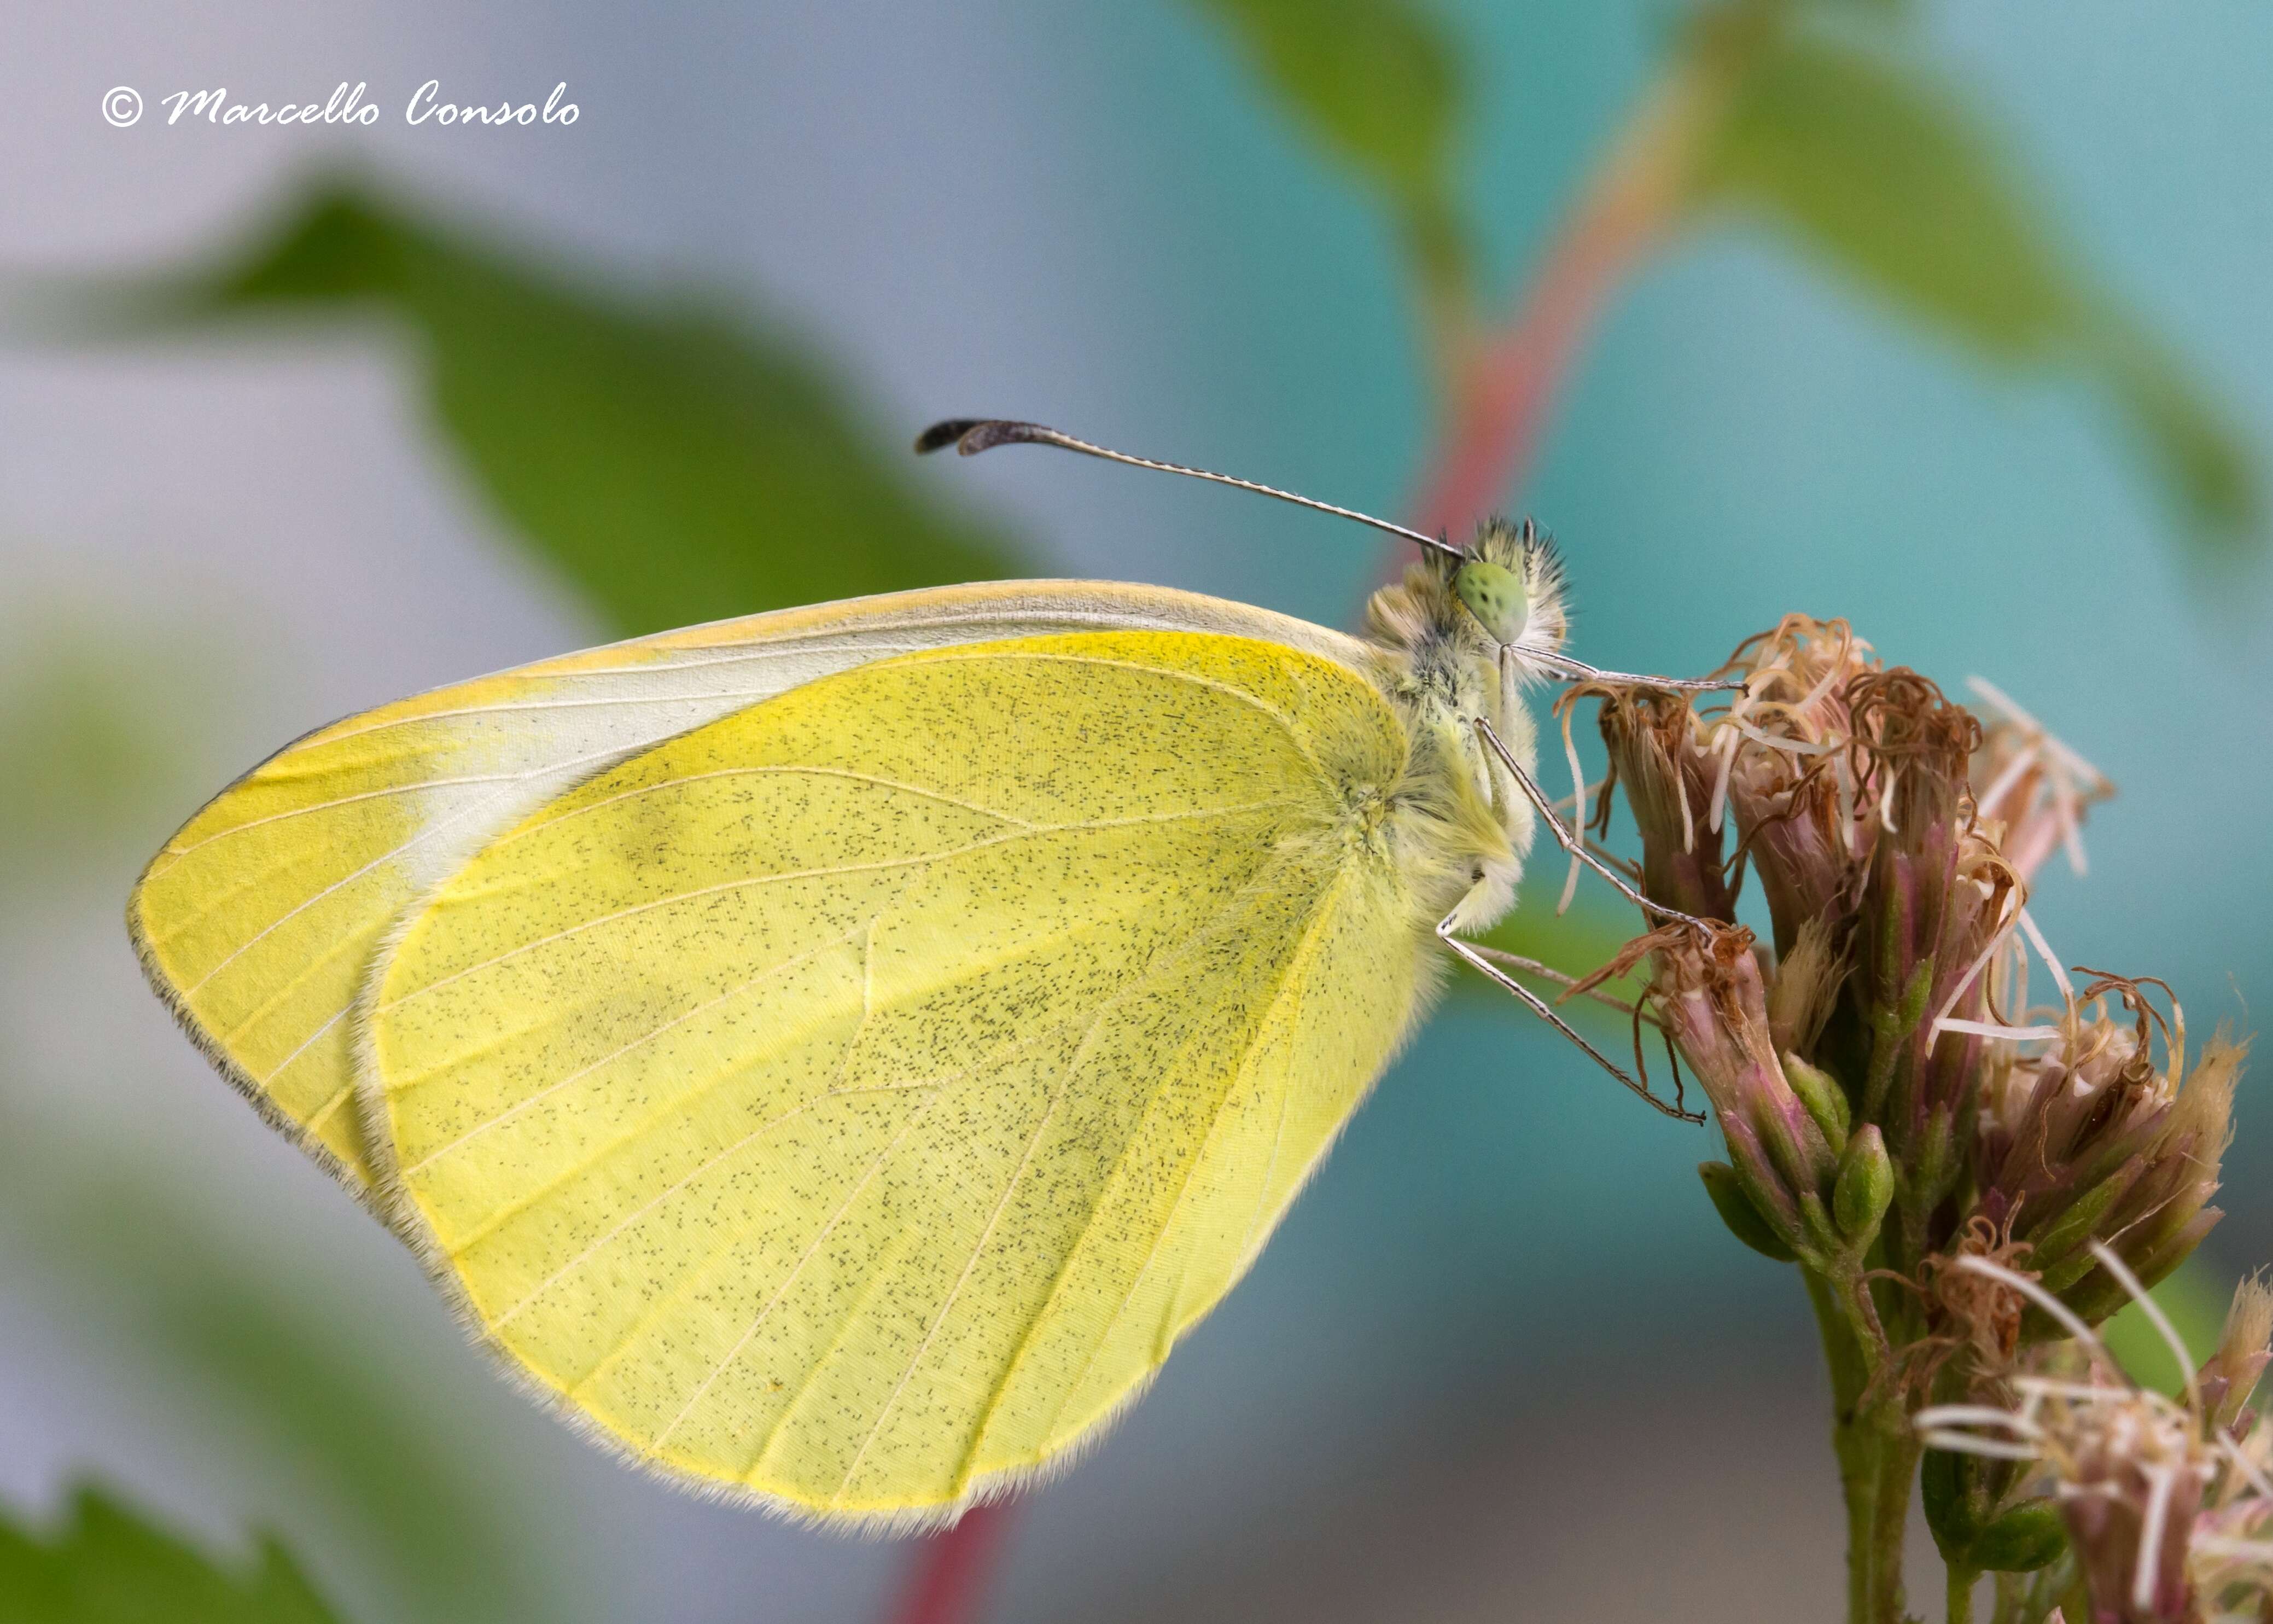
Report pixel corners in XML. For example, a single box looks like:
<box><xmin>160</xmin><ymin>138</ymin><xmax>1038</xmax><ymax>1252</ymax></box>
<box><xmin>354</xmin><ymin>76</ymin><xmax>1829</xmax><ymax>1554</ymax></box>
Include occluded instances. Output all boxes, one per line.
<box><xmin>1452</xmin><ymin>557</ymin><xmax>1529</xmax><ymax>645</ymax></box>
<box><xmin>1453</xmin><ymin>517</ymin><xmax>1568</xmax><ymax>674</ymax></box>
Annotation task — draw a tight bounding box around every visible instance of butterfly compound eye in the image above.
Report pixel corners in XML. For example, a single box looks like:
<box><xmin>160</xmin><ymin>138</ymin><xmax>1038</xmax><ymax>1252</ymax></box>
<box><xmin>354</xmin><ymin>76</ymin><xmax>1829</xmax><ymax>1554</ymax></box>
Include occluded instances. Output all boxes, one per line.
<box><xmin>1454</xmin><ymin>559</ymin><xmax>1530</xmax><ymax>645</ymax></box>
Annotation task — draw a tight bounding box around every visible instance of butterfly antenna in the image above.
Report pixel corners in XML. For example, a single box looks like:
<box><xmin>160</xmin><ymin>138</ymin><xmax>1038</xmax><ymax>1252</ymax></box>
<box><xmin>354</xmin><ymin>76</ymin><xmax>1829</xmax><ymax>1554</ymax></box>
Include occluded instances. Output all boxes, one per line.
<box><xmin>916</xmin><ymin>417</ymin><xmax>1464</xmax><ymax>563</ymax></box>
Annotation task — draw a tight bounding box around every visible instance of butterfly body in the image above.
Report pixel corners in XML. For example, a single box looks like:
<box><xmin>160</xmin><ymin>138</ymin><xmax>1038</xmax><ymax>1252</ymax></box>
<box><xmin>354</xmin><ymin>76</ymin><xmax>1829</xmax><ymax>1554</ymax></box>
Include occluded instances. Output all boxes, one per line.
<box><xmin>132</xmin><ymin>521</ymin><xmax>1575</xmax><ymax>1523</ymax></box>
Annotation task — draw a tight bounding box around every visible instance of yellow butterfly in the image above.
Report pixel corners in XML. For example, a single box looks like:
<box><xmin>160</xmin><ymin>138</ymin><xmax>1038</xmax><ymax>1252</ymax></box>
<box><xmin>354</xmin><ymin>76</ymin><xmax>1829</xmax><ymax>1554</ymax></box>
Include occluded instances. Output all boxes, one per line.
<box><xmin>129</xmin><ymin>420</ymin><xmax>1716</xmax><ymax>1526</ymax></box>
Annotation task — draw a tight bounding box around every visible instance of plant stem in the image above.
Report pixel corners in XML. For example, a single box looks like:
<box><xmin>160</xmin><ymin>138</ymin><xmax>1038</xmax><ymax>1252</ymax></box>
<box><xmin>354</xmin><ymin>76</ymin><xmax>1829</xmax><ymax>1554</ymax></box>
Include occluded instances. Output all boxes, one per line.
<box><xmin>1946</xmin><ymin>1563</ymin><xmax>1979</xmax><ymax>1624</ymax></box>
<box><xmin>1833</xmin><ymin>1415</ymin><xmax>1881</xmax><ymax>1622</ymax></box>
<box><xmin>1871</xmin><ymin>1428</ymin><xmax>1922</xmax><ymax>1623</ymax></box>
<box><xmin>1988</xmin><ymin>1572</ymin><xmax>2018</xmax><ymax>1624</ymax></box>
<box><xmin>1808</xmin><ymin>1269</ymin><xmax>1916</xmax><ymax>1624</ymax></box>
<box><xmin>884</xmin><ymin>1506</ymin><xmax>1016</xmax><ymax>1624</ymax></box>
<box><xmin>1398</xmin><ymin>50</ymin><xmax>1735</xmax><ymax>552</ymax></box>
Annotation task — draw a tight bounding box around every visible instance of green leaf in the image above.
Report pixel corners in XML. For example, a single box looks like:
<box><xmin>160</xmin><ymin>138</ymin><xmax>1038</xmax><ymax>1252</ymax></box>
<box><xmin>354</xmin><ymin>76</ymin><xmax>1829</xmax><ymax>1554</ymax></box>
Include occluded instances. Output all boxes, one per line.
<box><xmin>1700</xmin><ymin>37</ymin><xmax>2074</xmax><ymax>357</ymax></box>
<box><xmin>1924</xmin><ymin>1451</ymin><xmax>2069</xmax><ymax>1574</ymax></box>
<box><xmin>1188</xmin><ymin>0</ymin><xmax>1472</xmax><ymax>306</ymax></box>
<box><xmin>1965</xmin><ymin>1500</ymin><xmax>2066</xmax><ymax>1574</ymax></box>
<box><xmin>83</xmin><ymin>182</ymin><xmax>1024</xmax><ymax>636</ymax></box>
<box><xmin>0</xmin><ymin>1102</ymin><xmax>550</xmax><ymax>1624</ymax></box>
<box><xmin>0</xmin><ymin>1487</ymin><xmax>345</xmax><ymax>1624</ymax></box>
<box><xmin>0</xmin><ymin>628</ymin><xmax>193</xmax><ymax>880</ymax></box>
<box><xmin>2097</xmin><ymin>321</ymin><xmax>2262</xmax><ymax>540</ymax></box>
<box><xmin>1919</xmin><ymin>1445</ymin><xmax>1979</xmax><ymax>1556</ymax></box>
<box><xmin>1694</xmin><ymin>33</ymin><xmax>2260</xmax><ymax>542</ymax></box>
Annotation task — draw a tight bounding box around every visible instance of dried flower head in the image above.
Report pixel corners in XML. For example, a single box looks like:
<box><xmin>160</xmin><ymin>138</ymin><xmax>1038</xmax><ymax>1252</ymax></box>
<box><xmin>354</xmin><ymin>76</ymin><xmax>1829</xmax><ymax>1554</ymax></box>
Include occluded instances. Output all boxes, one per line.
<box><xmin>1576</xmin><ymin>615</ymin><xmax>2239</xmax><ymax>1318</ymax></box>
<box><xmin>2202</xmin><ymin>1277</ymin><xmax>2273</xmax><ymax>1437</ymax></box>
<box><xmin>1569</xmin><ymin>686</ymin><xmax>1738</xmax><ymax>924</ymax></box>
<box><xmin>1681</xmin><ymin>615</ymin><xmax>1875</xmax><ymax>955</ymax></box>
<box><xmin>1973</xmin><ymin>976</ymin><xmax>2244</xmax><ymax>1327</ymax></box>
<box><xmin>1643</xmin><ymin>921</ymin><xmax>1843</xmax><ymax>1260</ymax></box>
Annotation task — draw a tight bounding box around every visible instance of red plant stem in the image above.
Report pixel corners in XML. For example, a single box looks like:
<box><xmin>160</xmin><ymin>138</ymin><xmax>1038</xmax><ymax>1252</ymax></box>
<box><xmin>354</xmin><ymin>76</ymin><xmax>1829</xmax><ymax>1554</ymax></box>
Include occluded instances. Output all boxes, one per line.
<box><xmin>883</xmin><ymin>1506</ymin><xmax>1017</xmax><ymax>1624</ymax></box>
<box><xmin>1402</xmin><ymin>60</ymin><xmax>1727</xmax><ymax>553</ymax></box>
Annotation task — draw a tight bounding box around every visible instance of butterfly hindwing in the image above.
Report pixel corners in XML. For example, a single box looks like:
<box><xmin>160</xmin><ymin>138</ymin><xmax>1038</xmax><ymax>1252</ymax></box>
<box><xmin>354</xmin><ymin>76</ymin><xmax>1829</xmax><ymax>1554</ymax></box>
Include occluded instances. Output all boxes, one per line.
<box><xmin>359</xmin><ymin>630</ymin><xmax>1426</xmax><ymax>1519</ymax></box>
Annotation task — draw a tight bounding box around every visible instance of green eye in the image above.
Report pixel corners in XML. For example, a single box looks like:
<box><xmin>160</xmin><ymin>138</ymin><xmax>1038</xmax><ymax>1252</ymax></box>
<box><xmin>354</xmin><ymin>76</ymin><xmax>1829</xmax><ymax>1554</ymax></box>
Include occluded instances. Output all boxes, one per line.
<box><xmin>1454</xmin><ymin>560</ymin><xmax>1530</xmax><ymax>644</ymax></box>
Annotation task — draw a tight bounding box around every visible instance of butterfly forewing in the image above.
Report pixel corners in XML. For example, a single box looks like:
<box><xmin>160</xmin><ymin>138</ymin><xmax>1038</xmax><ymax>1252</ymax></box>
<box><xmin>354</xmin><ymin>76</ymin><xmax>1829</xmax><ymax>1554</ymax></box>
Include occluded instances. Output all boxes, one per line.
<box><xmin>127</xmin><ymin>582</ymin><xmax>1371</xmax><ymax>1196</ymax></box>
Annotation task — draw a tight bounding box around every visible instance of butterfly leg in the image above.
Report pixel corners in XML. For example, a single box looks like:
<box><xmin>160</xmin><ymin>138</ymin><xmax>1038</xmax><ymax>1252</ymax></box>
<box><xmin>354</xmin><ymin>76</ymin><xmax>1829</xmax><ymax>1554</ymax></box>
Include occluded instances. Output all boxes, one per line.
<box><xmin>1436</xmin><ymin>911</ymin><xmax>1701</xmax><ymax>1122</ymax></box>
<box><xmin>1471</xmin><ymin>718</ymin><xmax>1715</xmax><ymax>932</ymax></box>
<box><xmin>1530</xmin><ymin>650</ymin><xmax>1743</xmax><ymax>693</ymax></box>
<box><xmin>1459</xmin><ymin>941</ymin><xmax>1654</xmax><ymax>1023</ymax></box>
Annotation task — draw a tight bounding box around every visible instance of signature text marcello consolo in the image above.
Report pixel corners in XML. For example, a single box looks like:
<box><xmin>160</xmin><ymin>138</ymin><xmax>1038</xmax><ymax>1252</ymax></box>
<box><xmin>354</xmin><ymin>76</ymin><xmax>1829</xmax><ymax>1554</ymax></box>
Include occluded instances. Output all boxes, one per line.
<box><xmin>160</xmin><ymin>82</ymin><xmax>578</xmax><ymax>127</ymax></box>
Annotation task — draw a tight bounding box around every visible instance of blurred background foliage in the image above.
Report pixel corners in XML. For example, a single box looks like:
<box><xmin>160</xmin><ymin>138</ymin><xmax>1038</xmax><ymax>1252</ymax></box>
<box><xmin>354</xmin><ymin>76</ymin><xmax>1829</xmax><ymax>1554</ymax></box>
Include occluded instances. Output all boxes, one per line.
<box><xmin>1</xmin><ymin>1486</ymin><xmax>340</xmax><ymax>1624</ymax></box>
<box><xmin>2</xmin><ymin>1</ymin><xmax>2266</xmax><ymax>1620</ymax></box>
<box><xmin>1196</xmin><ymin>0</ymin><xmax>2255</xmax><ymax>540</ymax></box>
<box><xmin>100</xmin><ymin>185</ymin><xmax>1027</xmax><ymax>637</ymax></box>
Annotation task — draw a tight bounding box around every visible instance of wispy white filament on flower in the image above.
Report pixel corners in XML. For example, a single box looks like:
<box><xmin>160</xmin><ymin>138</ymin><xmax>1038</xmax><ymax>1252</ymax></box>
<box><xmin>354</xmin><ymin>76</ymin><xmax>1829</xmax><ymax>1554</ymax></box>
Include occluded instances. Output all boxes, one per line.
<box><xmin>1927</xmin><ymin>887</ymin><xmax>2026</xmax><ymax>1045</ymax></box>
<box><xmin>2017</xmin><ymin>906</ymin><xmax>2078</xmax><ymax>1006</ymax></box>
<box><xmin>1558</xmin><ymin>703</ymin><xmax>1585</xmax><ymax>915</ymax></box>
<box><xmin>1933</xmin><ymin>1016</ymin><xmax>2066</xmax><ymax>1043</ymax></box>
<box><xmin>1977</xmin><ymin>738</ymin><xmax>2042</xmax><ymax>825</ymax></box>
<box><xmin>1967</xmin><ymin>674</ymin><xmax>2116</xmax><ymax>880</ymax></box>
<box><xmin>1675</xmin><ymin>747</ymin><xmax>1696</xmax><ymax>856</ymax></box>
<box><xmin>1706</xmin><ymin>723</ymin><xmax>1740</xmax><ymax>835</ymax></box>
<box><xmin>1731</xmin><ymin>718</ymin><xmax>1839</xmax><ymax>756</ymax></box>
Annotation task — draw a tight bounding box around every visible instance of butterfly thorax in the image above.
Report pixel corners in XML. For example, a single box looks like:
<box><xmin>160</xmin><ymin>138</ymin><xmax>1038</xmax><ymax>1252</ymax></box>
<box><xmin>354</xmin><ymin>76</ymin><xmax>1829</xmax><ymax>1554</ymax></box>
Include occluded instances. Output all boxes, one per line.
<box><xmin>1361</xmin><ymin>519</ymin><xmax>1571</xmax><ymax>934</ymax></box>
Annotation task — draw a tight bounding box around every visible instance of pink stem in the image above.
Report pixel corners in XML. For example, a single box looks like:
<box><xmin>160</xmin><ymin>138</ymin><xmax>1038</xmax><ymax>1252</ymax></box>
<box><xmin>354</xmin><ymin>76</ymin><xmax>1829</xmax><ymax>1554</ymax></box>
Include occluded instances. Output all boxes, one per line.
<box><xmin>1401</xmin><ymin>61</ymin><xmax>1722</xmax><ymax>552</ymax></box>
<box><xmin>883</xmin><ymin>1506</ymin><xmax>1017</xmax><ymax>1624</ymax></box>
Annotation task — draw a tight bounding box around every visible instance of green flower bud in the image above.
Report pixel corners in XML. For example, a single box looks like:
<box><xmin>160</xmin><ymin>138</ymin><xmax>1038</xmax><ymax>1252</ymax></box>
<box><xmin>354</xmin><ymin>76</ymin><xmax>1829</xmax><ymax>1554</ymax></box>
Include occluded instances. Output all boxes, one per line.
<box><xmin>1923</xmin><ymin>1453</ymin><xmax>2066</xmax><ymax>1574</ymax></box>
<box><xmin>1782</xmin><ymin>1052</ymin><xmax>1850</xmax><ymax>1154</ymax></box>
<box><xmin>1833</xmin><ymin>1125</ymin><xmax>1893</xmax><ymax>1243</ymax></box>
<box><xmin>1920</xmin><ymin>1448</ymin><xmax>1980</xmax><ymax>1556</ymax></box>
<box><xmin>1964</xmin><ymin>1501</ymin><xmax>2066</xmax><ymax>1574</ymax></box>
<box><xmin>1698</xmin><ymin>1161</ymin><xmax>1798</xmax><ymax>1262</ymax></box>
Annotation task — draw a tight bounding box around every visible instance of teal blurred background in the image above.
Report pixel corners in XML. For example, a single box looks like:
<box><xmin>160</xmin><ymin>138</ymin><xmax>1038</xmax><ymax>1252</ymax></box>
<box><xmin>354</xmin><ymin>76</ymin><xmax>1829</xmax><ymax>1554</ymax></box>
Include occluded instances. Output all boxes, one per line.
<box><xmin>3</xmin><ymin>4</ymin><xmax>2269</xmax><ymax>1620</ymax></box>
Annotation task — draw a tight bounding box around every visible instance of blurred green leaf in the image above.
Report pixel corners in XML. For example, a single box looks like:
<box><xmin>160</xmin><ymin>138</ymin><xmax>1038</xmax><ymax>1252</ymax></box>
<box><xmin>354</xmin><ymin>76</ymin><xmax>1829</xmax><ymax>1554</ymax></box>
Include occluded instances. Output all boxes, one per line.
<box><xmin>0</xmin><ymin>1487</ymin><xmax>345</xmax><ymax>1624</ymax></box>
<box><xmin>1700</xmin><ymin>37</ymin><xmax>2076</xmax><ymax>358</ymax></box>
<box><xmin>0</xmin><ymin>638</ymin><xmax>188</xmax><ymax>877</ymax></box>
<box><xmin>0</xmin><ymin>1121</ymin><xmax>554</xmax><ymax>1624</ymax></box>
<box><xmin>94</xmin><ymin>182</ymin><xmax>1023</xmax><ymax>635</ymax></box>
<box><xmin>2097</xmin><ymin>322</ymin><xmax>2262</xmax><ymax>543</ymax></box>
<box><xmin>1188</xmin><ymin>0</ymin><xmax>1473</xmax><ymax>307</ymax></box>
<box><xmin>1694</xmin><ymin>33</ymin><xmax>2260</xmax><ymax>541</ymax></box>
